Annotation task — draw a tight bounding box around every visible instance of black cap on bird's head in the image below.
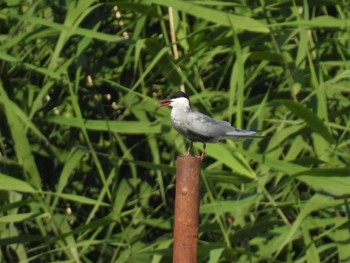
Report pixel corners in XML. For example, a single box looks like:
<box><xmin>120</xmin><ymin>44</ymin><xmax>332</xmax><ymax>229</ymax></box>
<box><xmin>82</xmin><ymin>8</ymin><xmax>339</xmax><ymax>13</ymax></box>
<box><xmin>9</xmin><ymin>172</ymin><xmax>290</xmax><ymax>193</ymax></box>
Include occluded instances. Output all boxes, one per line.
<box><xmin>157</xmin><ymin>91</ymin><xmax>190</xmax><ymax>108</ymax></box>
<box><xmin>169</xmin><ymin>91</ymin><xmax>189</xmax><ymax>100</ymax></box>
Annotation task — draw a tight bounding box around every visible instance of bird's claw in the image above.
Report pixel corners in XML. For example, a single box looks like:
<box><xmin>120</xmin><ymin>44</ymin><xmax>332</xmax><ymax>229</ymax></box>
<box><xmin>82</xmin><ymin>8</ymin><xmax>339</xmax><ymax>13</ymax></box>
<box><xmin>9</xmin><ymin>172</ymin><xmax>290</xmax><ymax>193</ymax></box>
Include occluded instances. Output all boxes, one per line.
<box><xmin>197</xmin><ymin>155</ymin><xmax>205</xmax><ymax>161</ymax></box>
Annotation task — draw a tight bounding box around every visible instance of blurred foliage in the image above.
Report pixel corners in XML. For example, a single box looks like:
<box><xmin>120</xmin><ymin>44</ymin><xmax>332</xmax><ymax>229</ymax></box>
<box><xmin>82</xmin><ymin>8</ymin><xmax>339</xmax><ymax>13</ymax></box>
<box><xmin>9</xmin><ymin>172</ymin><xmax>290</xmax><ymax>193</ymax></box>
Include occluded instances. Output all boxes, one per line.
<box><xmin>1</xmin><ymin>0</ymin><xmax>350</xmax><ymax>262</ymax></box>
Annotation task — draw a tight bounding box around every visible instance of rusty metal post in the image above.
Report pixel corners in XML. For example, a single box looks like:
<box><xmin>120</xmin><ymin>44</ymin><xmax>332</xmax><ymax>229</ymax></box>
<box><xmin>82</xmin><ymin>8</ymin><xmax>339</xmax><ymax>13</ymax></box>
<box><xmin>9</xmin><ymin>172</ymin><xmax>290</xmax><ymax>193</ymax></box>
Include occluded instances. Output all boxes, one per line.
<box><xmin>173</xmin><ymin>156</ymin><xmax>201</xmax><ymax>263</ymax></box>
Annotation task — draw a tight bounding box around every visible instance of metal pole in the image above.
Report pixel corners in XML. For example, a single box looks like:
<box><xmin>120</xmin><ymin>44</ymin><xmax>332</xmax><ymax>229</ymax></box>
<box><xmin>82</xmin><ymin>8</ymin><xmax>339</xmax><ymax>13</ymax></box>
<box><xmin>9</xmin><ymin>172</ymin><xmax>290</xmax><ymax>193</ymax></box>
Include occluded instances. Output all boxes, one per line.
<box><xmin>173</xmin><ymin>156</ymin><xmax>201</xmax><ymax>263</ymax></box>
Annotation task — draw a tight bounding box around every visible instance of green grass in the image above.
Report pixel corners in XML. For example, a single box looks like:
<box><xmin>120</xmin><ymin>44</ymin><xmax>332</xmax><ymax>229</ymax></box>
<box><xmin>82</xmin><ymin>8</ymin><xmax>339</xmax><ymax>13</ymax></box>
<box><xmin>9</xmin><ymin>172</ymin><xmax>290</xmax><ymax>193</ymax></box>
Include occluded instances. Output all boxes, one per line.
<box><xmin>1</xmin><ymin>0</ymin><xmax>350</xmax><ymax>262</ymax></box>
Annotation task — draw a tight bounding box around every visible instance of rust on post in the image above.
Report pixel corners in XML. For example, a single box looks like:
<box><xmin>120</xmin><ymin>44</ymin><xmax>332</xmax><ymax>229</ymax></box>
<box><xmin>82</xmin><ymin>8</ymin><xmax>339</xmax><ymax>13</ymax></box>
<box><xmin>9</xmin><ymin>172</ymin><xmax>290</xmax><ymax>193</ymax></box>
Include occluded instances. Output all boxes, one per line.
<box><xmin>173</xmin><ymin>156</ymin><xmax>201</xmax><ymax>263</ymax></box>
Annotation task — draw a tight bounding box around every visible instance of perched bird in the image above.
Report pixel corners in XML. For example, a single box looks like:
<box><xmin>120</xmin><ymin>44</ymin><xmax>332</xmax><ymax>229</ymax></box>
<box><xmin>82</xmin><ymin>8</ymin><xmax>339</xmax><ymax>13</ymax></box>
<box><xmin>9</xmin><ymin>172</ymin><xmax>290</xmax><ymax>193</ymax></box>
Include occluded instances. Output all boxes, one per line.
<box><xmin>157</xmin><ymin>91</ymin><xmax>266</xmax><ymax>160</ymax></box>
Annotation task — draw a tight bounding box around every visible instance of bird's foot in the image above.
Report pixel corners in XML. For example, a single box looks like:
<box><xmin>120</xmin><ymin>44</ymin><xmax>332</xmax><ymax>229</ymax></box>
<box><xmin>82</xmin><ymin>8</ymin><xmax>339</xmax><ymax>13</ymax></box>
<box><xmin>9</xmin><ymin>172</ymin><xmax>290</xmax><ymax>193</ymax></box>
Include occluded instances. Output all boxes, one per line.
<box><xmin>196</xmin><ymin>154</ymin><xmax>205</xmax><ymax>161</ymax></box>
<box><xmin>198</xmin><ymin>143</ymin><xmax>206</xmax><ymax>161</ymax></box>
<box><xmin>186</xmin><ymin>142</ymin><xmax>193</xmax><ymax>157</ymax></box>
<box><xmin>196</xmin><ymin>150</ymin><xmax>205</xmax><ymax>160</ymax></box>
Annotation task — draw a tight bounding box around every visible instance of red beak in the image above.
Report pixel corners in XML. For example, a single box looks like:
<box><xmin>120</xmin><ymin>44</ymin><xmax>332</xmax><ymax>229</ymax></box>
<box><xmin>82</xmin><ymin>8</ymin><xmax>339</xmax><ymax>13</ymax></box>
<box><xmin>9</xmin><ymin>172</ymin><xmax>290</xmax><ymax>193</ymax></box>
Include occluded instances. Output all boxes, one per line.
<box><xmin>156</xmin><ymin>99</ymin><xmax>172</xmax><ymax>108</ymax></box>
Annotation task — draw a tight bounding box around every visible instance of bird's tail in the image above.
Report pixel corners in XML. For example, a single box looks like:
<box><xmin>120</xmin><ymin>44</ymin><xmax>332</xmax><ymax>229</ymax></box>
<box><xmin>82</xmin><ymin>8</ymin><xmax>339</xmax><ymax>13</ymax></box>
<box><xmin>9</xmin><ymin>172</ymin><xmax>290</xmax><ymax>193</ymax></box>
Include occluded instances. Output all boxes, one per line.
<box><xmin>224</xmin><ymin>129</ymin><xmax>268</xmax><ymax>140</ymax></box>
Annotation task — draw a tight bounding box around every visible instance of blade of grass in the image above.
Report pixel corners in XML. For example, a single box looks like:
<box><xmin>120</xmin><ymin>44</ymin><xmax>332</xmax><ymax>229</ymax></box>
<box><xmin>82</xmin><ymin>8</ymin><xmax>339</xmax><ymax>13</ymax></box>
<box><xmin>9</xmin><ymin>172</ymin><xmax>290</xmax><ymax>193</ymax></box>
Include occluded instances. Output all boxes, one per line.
<box><xmin>46</xmin><ymin>116</ymin><xmax>162</xmax><ymax>134</ymax></box>
<box><xmin>143</xmin><ymin>0</ymin><xmax>270</xmax><ymax>33</ymax></box>
<box><xmin>0</xmin><ymin>83</ymin><xmax>42</xmax><ymax>189</ymax></box>
<box><xmin>206</xmin><ymin>144</ymin><xmax>257</xmax><ymax>179</ymax></box>
<box><xmin>278</xmin><ymin>100</ymin><xmax>335</xmax><ymax>144</ymax></box>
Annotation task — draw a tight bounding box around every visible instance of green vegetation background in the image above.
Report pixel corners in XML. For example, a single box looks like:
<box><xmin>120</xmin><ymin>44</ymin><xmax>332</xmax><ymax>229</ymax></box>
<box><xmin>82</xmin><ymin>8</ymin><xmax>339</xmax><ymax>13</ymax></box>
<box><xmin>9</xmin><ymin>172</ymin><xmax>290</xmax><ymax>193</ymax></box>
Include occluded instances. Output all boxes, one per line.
<box><xmin>1</xmin><ymin>0</ymin><xmax>350</xmax><ymax>262</ymax></box>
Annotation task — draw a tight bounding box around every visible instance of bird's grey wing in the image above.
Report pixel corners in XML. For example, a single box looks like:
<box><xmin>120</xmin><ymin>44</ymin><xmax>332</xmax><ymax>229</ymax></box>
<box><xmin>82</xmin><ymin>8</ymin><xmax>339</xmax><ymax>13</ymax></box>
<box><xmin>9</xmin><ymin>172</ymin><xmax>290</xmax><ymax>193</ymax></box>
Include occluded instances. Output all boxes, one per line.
<box><xmin>186</xmin><ymin>111</ymin><xmax>233</xmax><ymax>140</ymax></box>
<box><xmin>186</xmin><ymin>111</ymin><xmax>263</xmax><ymax>141</ymax></box>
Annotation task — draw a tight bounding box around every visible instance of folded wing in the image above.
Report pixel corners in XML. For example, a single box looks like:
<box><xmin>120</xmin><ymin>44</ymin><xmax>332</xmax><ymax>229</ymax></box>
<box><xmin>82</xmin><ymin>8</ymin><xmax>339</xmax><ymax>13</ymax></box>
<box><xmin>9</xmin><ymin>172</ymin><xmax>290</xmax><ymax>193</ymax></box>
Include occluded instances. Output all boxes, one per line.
<box><xmin>186</xmin><ymin>111</ymin><xmax>262</xmax><ymax>141</ymax></box>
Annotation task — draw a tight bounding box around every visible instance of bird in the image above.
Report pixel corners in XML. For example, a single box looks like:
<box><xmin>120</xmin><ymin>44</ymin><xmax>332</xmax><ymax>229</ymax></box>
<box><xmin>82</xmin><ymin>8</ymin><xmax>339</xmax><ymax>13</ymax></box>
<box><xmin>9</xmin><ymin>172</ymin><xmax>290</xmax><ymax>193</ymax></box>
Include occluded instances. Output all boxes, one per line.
<box><xmin>157</xmin><ymin>91</ymin><xmax>267</xmax><ymax>160</ymax></box>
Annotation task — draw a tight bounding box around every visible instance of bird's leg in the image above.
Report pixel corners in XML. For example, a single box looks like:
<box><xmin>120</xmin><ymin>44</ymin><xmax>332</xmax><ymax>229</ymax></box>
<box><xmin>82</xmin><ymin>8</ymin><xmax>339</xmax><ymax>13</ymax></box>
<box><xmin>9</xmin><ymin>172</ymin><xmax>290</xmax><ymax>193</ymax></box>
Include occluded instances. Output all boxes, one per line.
<box><xmin>199</xmin><ymin>143</ymin><xmax>206</xmax><ymax>160</ymax></box>
<box><xmin>186</xmin><ymin>141</ymin><xmax>193</xmax><ymax>156</ymax></box>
